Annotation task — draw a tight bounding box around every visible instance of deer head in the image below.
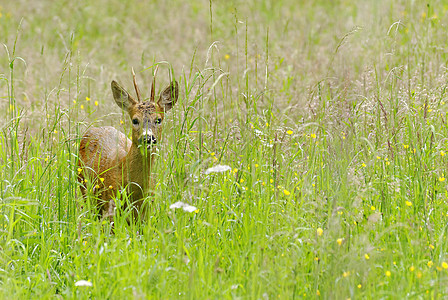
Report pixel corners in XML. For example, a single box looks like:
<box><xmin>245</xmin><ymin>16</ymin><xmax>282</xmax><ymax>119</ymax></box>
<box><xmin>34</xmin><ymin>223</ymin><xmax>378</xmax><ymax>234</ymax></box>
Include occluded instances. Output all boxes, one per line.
<box><xmin>111</xmin><ymin>71</ymin><xmax>178</xmax><ymax>150</ymax></box>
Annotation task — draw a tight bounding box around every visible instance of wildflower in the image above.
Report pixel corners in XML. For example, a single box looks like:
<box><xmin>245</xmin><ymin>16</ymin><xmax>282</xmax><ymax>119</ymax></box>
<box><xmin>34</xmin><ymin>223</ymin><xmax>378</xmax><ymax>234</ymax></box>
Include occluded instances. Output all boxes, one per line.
<box><xmin>310</xmin><ymin>133</ymin><xmax>316</xmax><ymax>139</ymax></box>
<box><xmin>86</xmin><ymin>97</ymin><xmax>90</xmax><ymax>101</ymax></box>
<box><xmin>421</xmin><ymin>12</ymin><xmax>427</xmax><ymax>21</ymax></box>
<box><xmin>343</xmin><ymin>271</ymin><xmax>350</xmax><ymax>277</ymax></box>
<box><xmin>99</xmin><ymin>177</ymin><xmax>104</xmax><ymax>182</ymax></box>
<box><xmin>287</xmin><ymin>130</ymin><xmax>293</xmax><ymax>135</ymax></box>
<box><xmin>270</xmin><ymin>179</ymin><xmax>274</xmax><ymax>183</ymax></box>
<box><xmin>429</xmin><ymin>244</ymin><xmax>435</xmax><ymax>250</ymax></box>
<box><xmin>364</xmin><ymin>254</ymin><xmax>370</xmax><ymax>260</ymax></box>
<box><xmin>417</xmin><ymin>271</ymin><xmax>422</xmax><ymax>279</ymax></box>
<box><xmin>73</xmin><ymin>100</ymin><xmax>77</xmax><ymax>104</ymax></box>
<box><xmin>54</xmin><ymin>130</ymin><xmax>58</xmax><ymax>134</ymax></box>
<box><xmin>405</xmin><ymin>201</ymin><xmax>412</xmax><ymax>207</ymax></box>
<box><xmin>317</xmin><ymin>228</ymin><xmax>323</xmax><ymax>236</ymax></box>
<box><xmin>439</xmin><ymin>175</ymin><xmax>446</xmax><ymax>182</ymax></box>
<box><xmin>441</xmin><ymin>151</ymin><xmax>446</xmax><ymax>156</ymax></box>
<box><xmin>428</xmin><ymin>261</ymin><xmax>433</xmax><ymax>268</ymax></box>
<box><xmin>403</xmin><ymin>144</ymin><xmax>409</xmax><ymax>149</ymax></box>
<box><xmin>205</xmin><ymin>165</ymin><xmax>231</xmax><ymax>174</ymax></box>
<box><xmin>283</xmin><ymin>189</ymin><xmax>290</xmax><ymax>196</ymax></box>
<box><xmin>409</xmin><ymin>266</ymin><xmax>415</xmax><ymax>272</ymax></box>
<box><xmin>337</xmin><ymin>238</ymin><xmax>343</xmax><ymax>246</ymax></box>
<box><xmin>169</xmin><ymin>201</ymin><xmax>197</xmax><ymax>213</ymax></box>
<box><xmin>376</xmin><ymin>156</ymin><xmax>381</xmax><ymax>160</ymax></box>
<box><xmin>316</xmin><ymin>290</ymin><xmax>320</xmax><ymax>296</ymax></box>
<box><xmin>442</xmin><ymin>262</ymin><xmax>448</xmax><ymax>269</ymax></box>
<box><xmin>361</xmin><ymin>163</ymin><xmax>366</xmax><ymax>167</ymax></box>
<box><xmin>371</xmin><ymin>206</ymin><xmax>376</xmax><ymax>211</ymax></box>
<box><xmin>255</xmin><ymin>164</ymin><xmax>259</xmax><ymax>168</ymax></box>
<box><xmin>75</xmin><ymin>280</ymin><xmax>92</xmax><ymax>287</ymax></box>
<box><xmin>357</xmin><ymin>284</ymin><xmax>362</xmax><ymax>289</ymax></box>
<box><xmin>120</xmin><ymin>119</ymin><xmax>124</xmax><ymax>124</ymax></box>
<box><xmin>109</xmin><ymin>185</ymin><xmax>113</xmax><ymax>189</ymax></box>
<box><xmin>224</xmin><ymin>54</ymin><xmax>230</xmax><ymax>60</ymax></box>
<box><xmin>80</xmin><ymin>104</ymin><xmax>84</xmax><ymax>110</ymax></box>
<box><xmin>385</xmin><ymin>270</ymin><xmax>391</xmax><ymax>277</ymax></box>
<box><xmin>95</xmin><ymin>101</ymin><xmax>99</xmax><ymax>106</ymax></box>
<box><xmin>77</xmin><ymin>168</ymin><xmax>82</xmax><ymax>174</ymax></box>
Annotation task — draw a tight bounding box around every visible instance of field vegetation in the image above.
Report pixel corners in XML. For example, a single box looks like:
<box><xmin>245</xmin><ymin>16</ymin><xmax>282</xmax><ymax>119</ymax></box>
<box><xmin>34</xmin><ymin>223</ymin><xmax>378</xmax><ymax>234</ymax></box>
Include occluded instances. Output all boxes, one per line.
<box><xmin>2</xmin><ymin>0</ymin><xmax>448</xmax><ymax>298</ymax></box>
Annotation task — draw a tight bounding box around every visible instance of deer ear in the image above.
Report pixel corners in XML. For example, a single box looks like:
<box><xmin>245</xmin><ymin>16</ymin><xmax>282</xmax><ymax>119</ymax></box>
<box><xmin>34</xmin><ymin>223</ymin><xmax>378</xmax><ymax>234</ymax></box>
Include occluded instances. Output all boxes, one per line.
<box><xmin>111</xmin><ymin>80</ymin><xmax>137</xmax><ymax>111</ymax></box>
<box><xmin>157</xmin><ymin>81</ymin><xmax>178</xmax><ymax>112</ymax></box>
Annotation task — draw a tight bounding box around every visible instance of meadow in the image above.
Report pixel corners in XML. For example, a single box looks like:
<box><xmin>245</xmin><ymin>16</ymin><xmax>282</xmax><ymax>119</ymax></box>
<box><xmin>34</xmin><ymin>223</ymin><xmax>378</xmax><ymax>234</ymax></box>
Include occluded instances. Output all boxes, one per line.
<box><xmin>2</xmin><ymin>0</ymin><xmax>448</xmax><ymax>298</ymax></box>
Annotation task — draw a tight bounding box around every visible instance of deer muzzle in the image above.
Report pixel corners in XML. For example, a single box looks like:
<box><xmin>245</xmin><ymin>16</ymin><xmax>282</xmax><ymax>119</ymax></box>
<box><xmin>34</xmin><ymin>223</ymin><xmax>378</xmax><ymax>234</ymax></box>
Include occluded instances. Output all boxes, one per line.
<box><xmin>139</xmin><ymin>129</ymin><xmax>157</xmax><ymax>148</ymax></box>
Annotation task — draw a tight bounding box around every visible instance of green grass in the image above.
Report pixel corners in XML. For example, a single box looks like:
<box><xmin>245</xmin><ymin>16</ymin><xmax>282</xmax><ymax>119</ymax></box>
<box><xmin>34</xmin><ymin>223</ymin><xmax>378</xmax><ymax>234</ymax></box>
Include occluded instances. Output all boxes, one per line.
<box><xmin>2</xmin><ymin>0</ymin><xmax>448</xmax><ymax>298</ymax></box>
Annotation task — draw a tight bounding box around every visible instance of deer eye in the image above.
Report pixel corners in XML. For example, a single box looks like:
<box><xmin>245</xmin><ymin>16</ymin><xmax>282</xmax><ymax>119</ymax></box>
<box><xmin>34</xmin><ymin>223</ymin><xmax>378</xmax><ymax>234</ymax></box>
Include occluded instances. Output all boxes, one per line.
<box><xmin>132</xmin><ymin>118</ymin><xmax>139</xmax><ymax>125</ymax></box>
<box><xmin>155</xmin><ymin>117</ymin><xmax>162</xmax><ymax>125</ymax></box>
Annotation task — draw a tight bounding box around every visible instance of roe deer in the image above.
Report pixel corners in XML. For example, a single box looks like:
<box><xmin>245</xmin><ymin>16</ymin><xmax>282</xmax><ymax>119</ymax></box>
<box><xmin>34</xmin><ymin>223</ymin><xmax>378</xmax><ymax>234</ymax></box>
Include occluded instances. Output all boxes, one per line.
<box><xmin>78</xmin><ymin>70</ymin><xmax>178</xmax><ymax>222</ymax></box>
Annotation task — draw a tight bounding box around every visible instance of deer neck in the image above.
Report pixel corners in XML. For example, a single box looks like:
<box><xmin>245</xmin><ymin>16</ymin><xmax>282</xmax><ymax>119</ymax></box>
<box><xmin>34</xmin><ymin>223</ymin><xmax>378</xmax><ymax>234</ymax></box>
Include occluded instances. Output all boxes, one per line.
<box><xmin>121</xmin><ymin>142</ymin><xmax>155</xmax><ymax>196</ymax></box>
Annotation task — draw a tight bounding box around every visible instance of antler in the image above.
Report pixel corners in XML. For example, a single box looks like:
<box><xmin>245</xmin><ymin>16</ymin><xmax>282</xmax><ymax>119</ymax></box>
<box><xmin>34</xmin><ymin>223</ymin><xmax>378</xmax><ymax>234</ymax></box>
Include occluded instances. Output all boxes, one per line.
<box><xmin>150</xmin><ymin>65</ymin><xmax>159</xmax><ymax>103</ymax></box>
<box><xmin>131</xmin><ymin>67</ymin><xmax>142</xmax><ymax>102</ymax></box>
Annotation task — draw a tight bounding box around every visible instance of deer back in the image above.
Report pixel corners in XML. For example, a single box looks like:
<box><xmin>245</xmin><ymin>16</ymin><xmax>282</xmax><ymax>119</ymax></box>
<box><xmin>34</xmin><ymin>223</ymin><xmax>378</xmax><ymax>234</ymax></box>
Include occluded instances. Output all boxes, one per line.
<box><xmin>78</xmin><ymin>126</ymin><xmax>131</xmax><ymax>188</ymax></box>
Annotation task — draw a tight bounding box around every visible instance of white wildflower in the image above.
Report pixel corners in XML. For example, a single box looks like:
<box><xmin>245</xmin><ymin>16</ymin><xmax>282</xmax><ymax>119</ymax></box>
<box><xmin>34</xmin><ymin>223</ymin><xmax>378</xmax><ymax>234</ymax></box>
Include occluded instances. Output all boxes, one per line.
<box><xmin>170</xmin><ymin>201</ymin><xmax>198</xmax><ymax>213</ymax></box>
<box><xmin>205</xmin><ymin>164</ymin><xmax>231</xmax><ymax>175</ymax></box>
<box><xmin>75</xmin><ymin>280</ymin><xmax>93</xmax><ymax>287</ymax></box>
<box><xmin>254</xmin><ymin>129</ymin><xmax>263</xmax><ymax>137</ymax></box>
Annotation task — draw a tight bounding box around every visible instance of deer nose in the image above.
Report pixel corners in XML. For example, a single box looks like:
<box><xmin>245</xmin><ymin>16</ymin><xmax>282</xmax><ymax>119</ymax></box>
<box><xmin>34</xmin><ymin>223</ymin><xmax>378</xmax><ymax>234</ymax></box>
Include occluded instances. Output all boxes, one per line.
<box><xmin>140</xmin><ymin>134</ymin><xmax>157</xmax><ymax>145</ymax></box>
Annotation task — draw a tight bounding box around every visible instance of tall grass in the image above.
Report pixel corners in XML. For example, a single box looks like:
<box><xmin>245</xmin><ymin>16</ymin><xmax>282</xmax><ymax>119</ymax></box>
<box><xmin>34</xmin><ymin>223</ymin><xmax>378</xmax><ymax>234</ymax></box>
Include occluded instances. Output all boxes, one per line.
<box><xmin>2</xmin><ymin>0</ymin><xmax>448</xmax><ymax>298</ymax></box>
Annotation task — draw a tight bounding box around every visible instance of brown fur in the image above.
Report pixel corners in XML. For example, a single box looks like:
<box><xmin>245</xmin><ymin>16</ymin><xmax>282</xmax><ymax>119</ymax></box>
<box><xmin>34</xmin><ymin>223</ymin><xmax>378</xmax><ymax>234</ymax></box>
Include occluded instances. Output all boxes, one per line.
<box><xmin>78</xmin><ymin>77</ymin><xmax>178</xmax><ymax>222</ymax></box>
